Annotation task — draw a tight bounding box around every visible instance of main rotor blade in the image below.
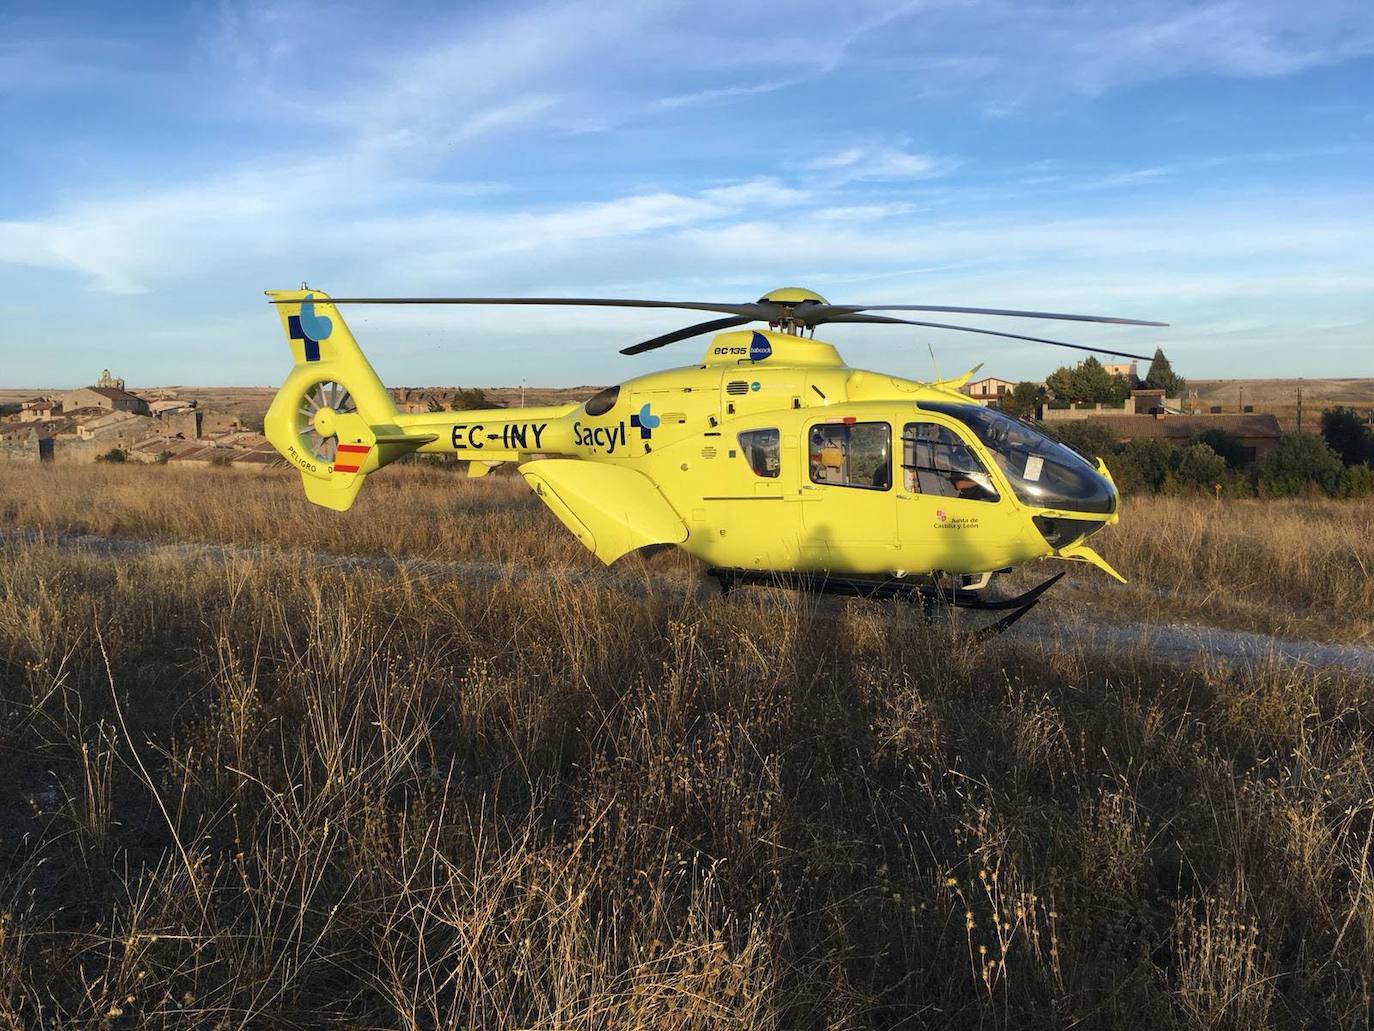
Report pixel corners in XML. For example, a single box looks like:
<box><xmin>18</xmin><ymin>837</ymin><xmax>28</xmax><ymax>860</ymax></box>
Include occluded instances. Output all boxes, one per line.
<box><xmin>824</xmin><ymin>313</ymin><xmax>1156</xmax><ymax>361</ymax></box>
<box><xmin>620</xmin><ymin>316</ymin><xmax>754</xmax><ymax>356</ymax></box>
<box><xmin>815</xmin><ymin>304</ymin><xmax>1167</xmax><ymax>327</ymax></box>
<box><xmin>272</xmin><ymin>296</ymin><xmax>769</xmax><ymax>319</ymax></box>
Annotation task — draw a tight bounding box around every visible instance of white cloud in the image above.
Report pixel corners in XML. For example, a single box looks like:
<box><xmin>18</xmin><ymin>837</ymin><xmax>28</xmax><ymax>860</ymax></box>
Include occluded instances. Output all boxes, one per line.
<box><xmin>656</xmin><ymin>79</ymin><xmax>802</xmax><ymax>108</ymax></box>
<box><xmin>804</xmin><ymin>146</ymin><xmax>955</xmax><ymax>183</ymax></box>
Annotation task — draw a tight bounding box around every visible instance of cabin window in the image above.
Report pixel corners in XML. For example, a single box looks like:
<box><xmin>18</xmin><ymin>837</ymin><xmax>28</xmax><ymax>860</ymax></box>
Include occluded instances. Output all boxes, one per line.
<box><xmin>738</xmin><ymin>428</ymin><xmax>780</xmax><ymax>478</ymax></box>
<box><xmin>809</xmin><ymin>422</ymin><xmax>891</xmax><ymax>490</ymax></box>
<box><xmin>584</xmin><ymin>385</ymin><xmax>620</xmax><ymax>416</ymax></box>
<box><xmin>901</xmin><ymin>422</ymin><xmax>999</xmax><ymax>502</ymax></box>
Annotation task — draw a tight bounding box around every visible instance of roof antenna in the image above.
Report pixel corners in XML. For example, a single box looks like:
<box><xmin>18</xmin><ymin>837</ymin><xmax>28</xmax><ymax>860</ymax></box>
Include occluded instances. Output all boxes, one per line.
<box><xmin>927</xmin><ymin>341</ymin><xmax>941</xmax><ymax>381</ymax></box>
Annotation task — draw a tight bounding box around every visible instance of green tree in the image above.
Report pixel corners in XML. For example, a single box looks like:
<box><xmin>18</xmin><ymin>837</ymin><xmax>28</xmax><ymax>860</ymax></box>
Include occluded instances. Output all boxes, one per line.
<box><xmin>1191</xmin><ymin>427</ymin><xmax>1249</xmax><ymax>469</ymax></box>
<box><xmin>96</xmin><ymin>448</ymin><xmax>127</xmax><ymax>463</ymax></box>
<box><xmin>1319</xmin><ymin>406</ymin><xmax>1372</xmax><ymax>467</ymax></box>
<box><xmin>453</xmin><ymin>388</ymin><xmax>496</xmax><ymax>410</ymax></box>
<box><xmin>1170</xmin><ymin>443</ymin><xmax>1227</xmax><ymax>492</ymax></box>
<box><xmin>999</xmin><ymin>381</ymin><xmax>1045</xmax><ymax>419</ymax></box>
<box><xmin>1257</xmin><ymin>432</ymin><xmax>1344</xmax><ymax>497</ymax></box>
<box><xmin>1144</xmin><ymin>348</ymin><xmax>1185</xmax><ymax>397</ymax></box>
<box><xmin>1045</xmin><ymin>356</ymin><xmax>1131</xmax><ymax>404</ymax></box>
<box><xmin>1046</xmin><ymin>420</ymin><xmax>1119</xmax><ymax>462</ymax></box>
<box><xmin>1116</xmin><ymin>438</ymin><xmax>1175</xmax><ymax>491</ymax></box>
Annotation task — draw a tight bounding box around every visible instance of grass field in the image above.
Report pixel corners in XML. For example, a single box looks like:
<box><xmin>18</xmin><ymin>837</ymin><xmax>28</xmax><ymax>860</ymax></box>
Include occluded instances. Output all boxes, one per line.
<box><xmin>2</xmin><ymin>462</ymin><xmax>1373</xmax><ymax>1027</ymax></box>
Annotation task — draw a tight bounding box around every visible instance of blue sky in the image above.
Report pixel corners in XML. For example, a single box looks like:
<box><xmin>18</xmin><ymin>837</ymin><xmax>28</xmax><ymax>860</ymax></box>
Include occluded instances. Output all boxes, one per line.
<box><xmin>1</xmin><ymin>0</ymin><xmax>1372</xmax><ymax>388</ymax></box>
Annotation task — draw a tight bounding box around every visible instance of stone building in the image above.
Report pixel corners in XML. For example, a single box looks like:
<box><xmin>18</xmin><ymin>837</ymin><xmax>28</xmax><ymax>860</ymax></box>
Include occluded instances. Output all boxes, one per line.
<box><xmin>61</xmin><ymin>384</ymin><xmax>151</xmax><ymax>417</ymax></box>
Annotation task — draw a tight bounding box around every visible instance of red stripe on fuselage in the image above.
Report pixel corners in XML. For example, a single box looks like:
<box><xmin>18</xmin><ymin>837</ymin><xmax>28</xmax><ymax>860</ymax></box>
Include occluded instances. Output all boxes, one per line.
<box><xmin>333</xmin><ymin>463</ymin><xmax>361</xmax><ymax>473</ymax></box>
<box><xmin>336</xmin><ymin>443</ymin><xmax>370</xmax><ymax>454</ymax></box>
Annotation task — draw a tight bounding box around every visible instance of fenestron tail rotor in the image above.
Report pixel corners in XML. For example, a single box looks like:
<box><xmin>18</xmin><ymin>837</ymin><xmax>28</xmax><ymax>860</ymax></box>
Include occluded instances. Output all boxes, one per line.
<box><xmin>295</xmin><ymin>380</ymin><xmax>356</xmax><ymax>464</ymax></box>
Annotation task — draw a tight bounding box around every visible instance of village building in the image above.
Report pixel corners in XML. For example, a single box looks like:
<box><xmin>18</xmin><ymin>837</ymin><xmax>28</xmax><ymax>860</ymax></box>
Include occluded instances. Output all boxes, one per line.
<box><xmin>19</xmin><ymin>397</ymin><xmax>62</xmax><ymax>422</ymax></box>
<box><xmin>149</xmin><ymin>398</ymin><xmax>196</xmax><ymax>416</ymax></box>
<box><xmin>960</xmin><ymin>376</ymin><xmax>1017</xmax><ymax>405</ymax></box>
<box><xmin>76</xmin><ymin>410</ymin><xmax>156</xmax><ymax>448</ymax></box>
<box><xmin>61</xmin><ymin>384</ymin><xmax>151</xmax><ymax>417</ymax></box>
<box><xmin>1102</xmin><ymin>361</ymin><xmax>1142</xmax><ymax>387</ymax></box>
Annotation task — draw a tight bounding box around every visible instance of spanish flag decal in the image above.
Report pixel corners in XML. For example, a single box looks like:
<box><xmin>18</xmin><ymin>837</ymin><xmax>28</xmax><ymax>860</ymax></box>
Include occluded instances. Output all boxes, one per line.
<box><xmin>333</xmin><ymin>443</ymin><xmax>370</xmax><ymax>474</ymax></box>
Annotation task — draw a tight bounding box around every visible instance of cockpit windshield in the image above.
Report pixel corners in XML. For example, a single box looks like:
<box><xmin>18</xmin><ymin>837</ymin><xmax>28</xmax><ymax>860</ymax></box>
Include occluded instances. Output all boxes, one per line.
<box><xmin>917</xmin><ymin>402</ymin><xmax>1116</xmax><ymax>514</ymax></box>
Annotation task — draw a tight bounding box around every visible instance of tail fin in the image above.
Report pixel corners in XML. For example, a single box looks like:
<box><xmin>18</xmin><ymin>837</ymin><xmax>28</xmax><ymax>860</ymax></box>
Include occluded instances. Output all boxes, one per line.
<box><xmin>264</xmin><ymin>287</ymin><xmax>435</xmax><ymax>511</ymax></box>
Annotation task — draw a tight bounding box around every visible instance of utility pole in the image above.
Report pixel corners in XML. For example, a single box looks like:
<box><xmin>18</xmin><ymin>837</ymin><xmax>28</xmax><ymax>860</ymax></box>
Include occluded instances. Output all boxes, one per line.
<box><xmin>1238</xmin><ymin>384</ymin><xmax>1244</xmax><ymax>413</ymax></box>
<box><xmin>1296</xmin><ymin>379</ymin><xmax>1303</xmax><ymax>433</ymax></box>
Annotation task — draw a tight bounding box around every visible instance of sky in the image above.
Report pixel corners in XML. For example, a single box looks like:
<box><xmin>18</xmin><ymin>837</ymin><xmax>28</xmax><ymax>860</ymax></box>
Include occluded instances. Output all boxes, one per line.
<box><xmin>1</xmin><ymin>0</ymin><xmax>1372</xmax><ymax>389</ymax></box>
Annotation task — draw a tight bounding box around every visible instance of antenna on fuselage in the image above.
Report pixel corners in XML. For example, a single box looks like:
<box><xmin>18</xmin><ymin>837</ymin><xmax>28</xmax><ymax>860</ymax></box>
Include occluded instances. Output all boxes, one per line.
<box><xmin>927</xmin><ymin>341</ymin><xmax>941</xmax><ymax>381</ymax></box>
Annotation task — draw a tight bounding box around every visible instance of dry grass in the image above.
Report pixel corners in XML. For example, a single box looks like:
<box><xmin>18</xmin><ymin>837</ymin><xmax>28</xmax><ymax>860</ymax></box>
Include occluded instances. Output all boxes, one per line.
<box><xmin>1075</xmin><ymin>494</ymin><xmax>1374</xmax><ymax>644</ymax></box>
<box><xmin>2</xmin><ymin>462</ymin><xmax>1370</xmax><ymax>640</ymax></box>
<box><xmin>2</xmin><ymin>463</ymin><xmax>1374</xmax><ymax>1027</ymax></box>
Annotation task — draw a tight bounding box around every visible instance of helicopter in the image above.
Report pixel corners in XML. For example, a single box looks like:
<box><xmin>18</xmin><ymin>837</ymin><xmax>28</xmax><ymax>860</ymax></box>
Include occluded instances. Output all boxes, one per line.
<box><xmin>262</xmin><ymin>286</ymin><xmax>1166</xmax><ymax>631</ymax></box>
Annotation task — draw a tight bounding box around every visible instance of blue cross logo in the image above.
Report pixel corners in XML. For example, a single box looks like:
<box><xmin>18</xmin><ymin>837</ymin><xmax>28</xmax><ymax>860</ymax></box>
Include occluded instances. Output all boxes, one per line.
<box><xmin>287</xmin><ymin>294</ymin><xmax>335</xmax><ymax>362</ymax></box>
<box><xmin>629</xmin><ymin>403</ymin><xmax>660</xmax><ymax>439</ymax></box>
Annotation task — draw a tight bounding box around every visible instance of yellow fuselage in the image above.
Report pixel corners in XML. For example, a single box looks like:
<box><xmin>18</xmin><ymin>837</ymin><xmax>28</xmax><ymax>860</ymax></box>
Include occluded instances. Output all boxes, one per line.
<box><xmin>383</xmin><ymin>330</ymin><xmax>1119</xmax><ymax>579</ymax></box>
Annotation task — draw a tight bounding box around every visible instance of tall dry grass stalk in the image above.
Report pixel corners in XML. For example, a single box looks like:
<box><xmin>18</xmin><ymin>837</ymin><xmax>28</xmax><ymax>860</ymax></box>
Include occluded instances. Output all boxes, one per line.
<box><xmin>1</xmin><ymin>463</ymin><xmax>1373</xmax><ymax>1026</ymax></box>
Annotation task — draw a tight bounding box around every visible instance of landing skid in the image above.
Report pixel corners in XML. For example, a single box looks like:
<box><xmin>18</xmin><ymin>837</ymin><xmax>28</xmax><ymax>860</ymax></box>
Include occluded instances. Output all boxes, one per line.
<box><xmin>706</xmin><ymin>568</ymin><xmax>1065</xmax><ymax>638</ymax></box>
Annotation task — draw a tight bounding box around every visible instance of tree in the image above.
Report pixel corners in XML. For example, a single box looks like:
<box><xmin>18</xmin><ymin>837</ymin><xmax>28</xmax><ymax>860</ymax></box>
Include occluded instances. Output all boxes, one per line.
<box><xmin>1144</xmin><ymin>348</ymin><xmax>1185</xmax><ymax>397</ymax></box>
<box><xmin>1045</xmin><ymin>356</ymin><xmax>1131</xmax><ymax>404</ymax></box>
<box><xmin>1000</xmin><ymin>381</ymin><xmax>1045</xmax><ymax>420</ymax></box>
<box><xmin>1191</xmin><ymin>427</ymin><xmax>1249</xmax><ymax>469</ymax></box>
<box><xmin>1320</xmin><ymin>406</ymin><xmax>1372</xmax><ymax>467</ymax></box>
<box><xmin>1046</xmin><ymin>420</ymin><xmax>1119</xmax><ymax>462</ymax></box>
<box><xmin>1256</xmin><ymin>432</ymin><xmax>1344</xmax><ymax>497</ymax></box>
<box><xmin>1116</xmin><ymin>438</ymin><xmax>1175</xmax><ymax>491</ymax></box>
<box><xmin>1170</xmin><ymin>443</ymin><xmax>1227</xmax><ymax>492</ymax></box>
<box><xmin>453</xmin><ymin>388</ymin><xmax>496</xmax><ymax>410</ymax></box>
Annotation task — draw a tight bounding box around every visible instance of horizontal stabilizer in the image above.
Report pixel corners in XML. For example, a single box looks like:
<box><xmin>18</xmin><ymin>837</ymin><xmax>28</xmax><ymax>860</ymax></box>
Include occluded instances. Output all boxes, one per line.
<box><xmin>373</xmin><ymin>431</ymin><xmax>439</xmax><ymax>446</ymax></box>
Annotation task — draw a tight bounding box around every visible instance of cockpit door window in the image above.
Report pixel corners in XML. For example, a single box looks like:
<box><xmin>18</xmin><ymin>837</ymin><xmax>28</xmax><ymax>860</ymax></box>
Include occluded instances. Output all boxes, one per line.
<box><xmin>901</xmin><ymin>422</ymin><xmax>1000</xmax><ymax>502</ymax></box>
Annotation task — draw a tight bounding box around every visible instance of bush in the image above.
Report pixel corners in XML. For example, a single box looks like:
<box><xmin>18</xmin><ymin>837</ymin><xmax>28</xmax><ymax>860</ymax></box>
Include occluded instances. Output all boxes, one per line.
<box><xmin>1046</xmin><ymin>420</ymin><xmax>1119</xmax><ymax>462</ymax></box>
<box><xmin>1334</xmin><ymin>463</ymin><xmax>1374</xmax><ymax>499</ymax></box>
<box><xmin>1169</xmin><ymin>443</ymin><xmax>1228</xmax><ymax>493</ymax></box>
<box><xmin>1116</xmin><ymin>438</ymin><xmax>1175</xmax><ymax>492</ymax></box>
<box><xmin>1320</xmin><ymin>407</ymin><xmax>1373</xmax><ymax>468</ymax></box>
<box><xmin>1224</xmin><ymin>469</ymin><xmax>1258</xmax><ymax>498</ymax></box>
<box><xmin>1257</xmin><ymin>433</ymin><xmax>1344</xmax><ymax>497</ymax></box>
<box><xmin>96</xmin><ymin>448</ymin><xmax>127</xmax><ymax>463</ymax></box>
<box><xmin>1191</xmin><ymin>427</ymin><xmax>1249</xmax><ymax>469</ymax></box>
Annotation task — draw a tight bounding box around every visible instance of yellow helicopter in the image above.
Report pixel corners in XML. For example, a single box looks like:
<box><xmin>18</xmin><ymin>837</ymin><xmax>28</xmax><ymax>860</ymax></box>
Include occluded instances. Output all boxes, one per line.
<box><xmin>263</xmin><ymin>286</ymin><xmax>1165</xmax><ymax>630</ymax></box>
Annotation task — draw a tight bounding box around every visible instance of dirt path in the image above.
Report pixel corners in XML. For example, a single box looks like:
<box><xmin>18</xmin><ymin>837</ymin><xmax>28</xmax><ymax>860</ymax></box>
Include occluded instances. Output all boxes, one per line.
<box><xmin>6</xmin><ymin>528</ymin><xmax>1374</xmax><ymax>678</ymax></box>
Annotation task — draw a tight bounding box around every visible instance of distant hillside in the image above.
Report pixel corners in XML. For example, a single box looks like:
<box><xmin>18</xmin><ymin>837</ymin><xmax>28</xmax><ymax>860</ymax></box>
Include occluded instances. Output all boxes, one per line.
<box><xmin>1189</xmin><ymin>378</ymin><xmax>1374</xmax><ymax>406</ymax></box>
